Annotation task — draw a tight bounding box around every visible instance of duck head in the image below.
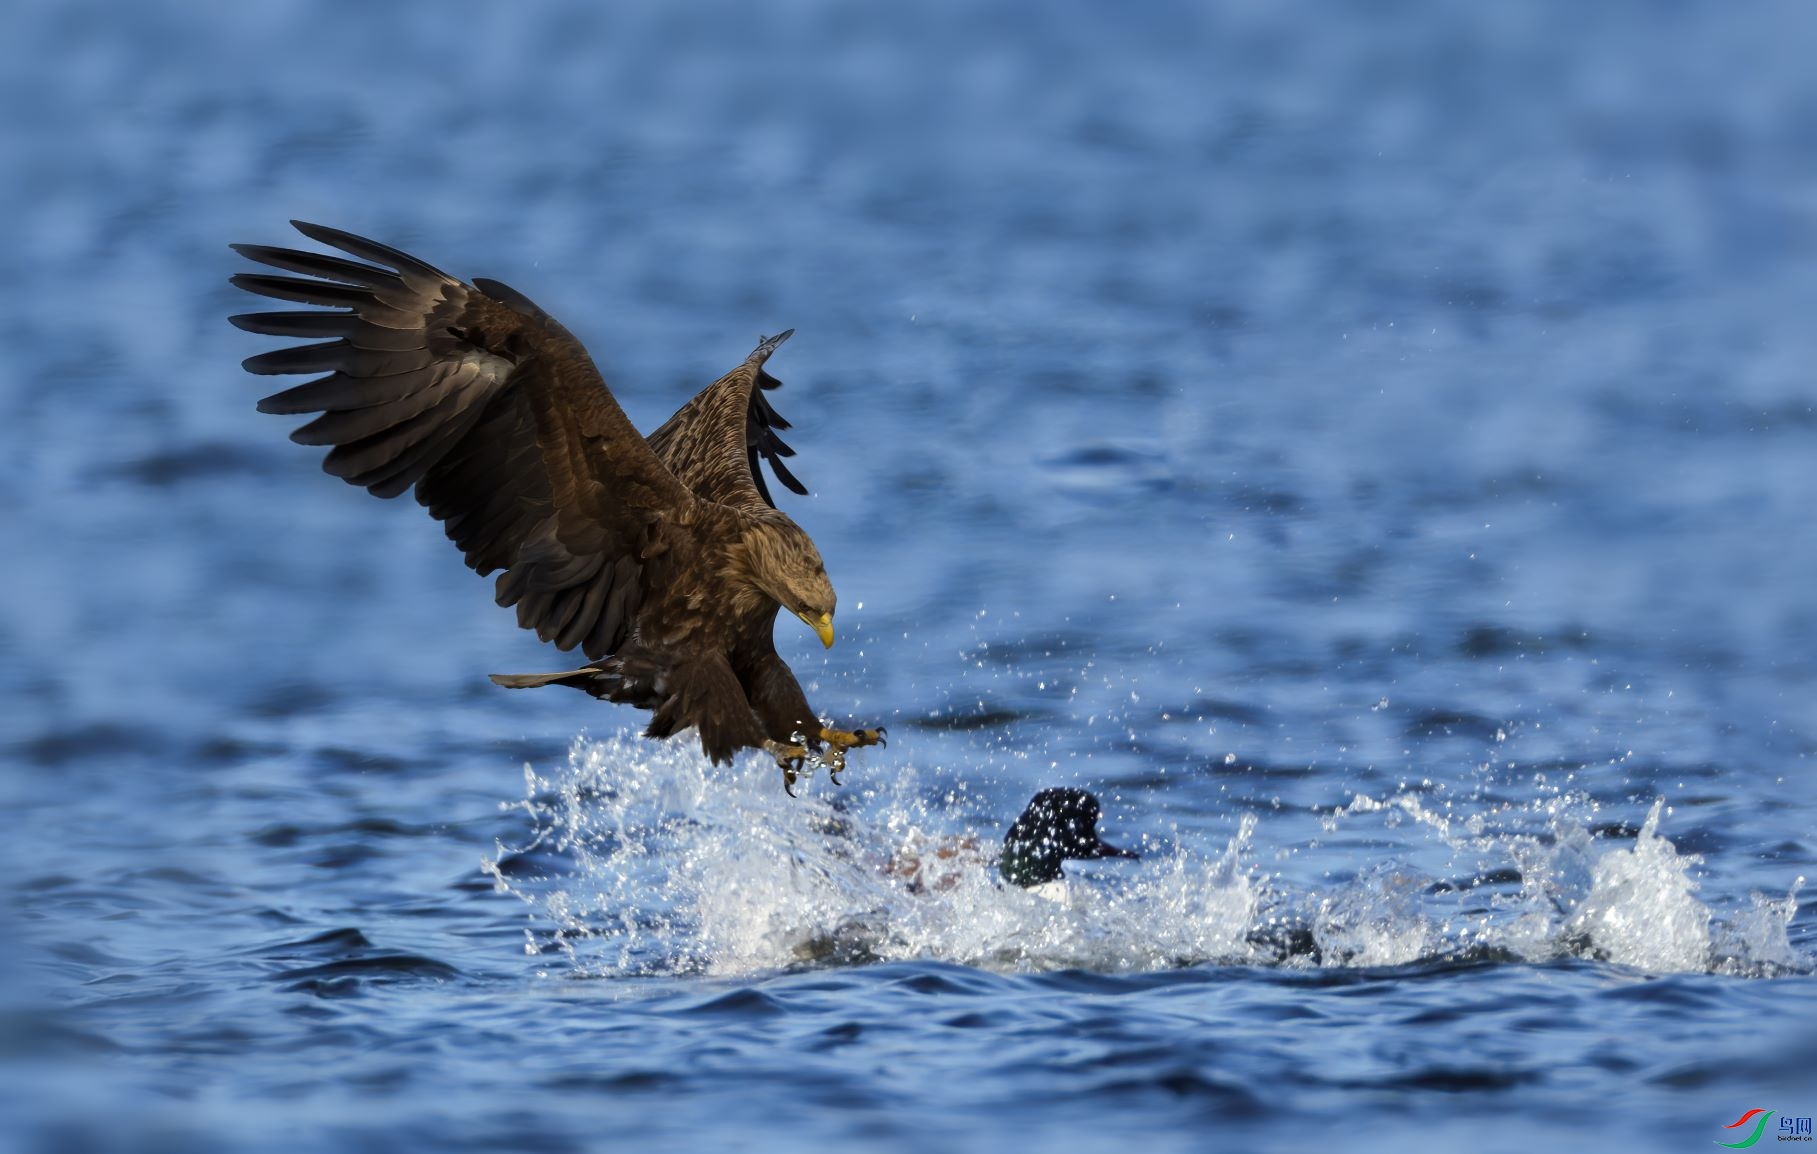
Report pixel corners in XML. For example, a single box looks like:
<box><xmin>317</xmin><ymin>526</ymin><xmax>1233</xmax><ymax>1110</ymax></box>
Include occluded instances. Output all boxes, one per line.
<box><xmin>998</xmin><ymin>788</ymin><xmax>1138</xmax><ymax>888</ymax></box>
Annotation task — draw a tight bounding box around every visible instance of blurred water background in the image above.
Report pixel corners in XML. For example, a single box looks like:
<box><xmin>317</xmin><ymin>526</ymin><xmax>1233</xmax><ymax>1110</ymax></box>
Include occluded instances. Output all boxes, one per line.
<box><xmin>3</xmin><ymin>1</ymin><xmax>1815</xmax><ymax>1151</ymax></box>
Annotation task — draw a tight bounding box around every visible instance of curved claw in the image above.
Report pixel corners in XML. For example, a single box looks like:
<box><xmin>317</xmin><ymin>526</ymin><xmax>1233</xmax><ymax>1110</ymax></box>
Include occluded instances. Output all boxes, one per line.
<box><xmin>822</xmin><ymin>743</ymin><xmax>848</xmax><ymax>786</ymax></box>
<box><xmin>764</xmin><ymin>740</ymin><xmax>810</xmax><ymax>797</ymax></box>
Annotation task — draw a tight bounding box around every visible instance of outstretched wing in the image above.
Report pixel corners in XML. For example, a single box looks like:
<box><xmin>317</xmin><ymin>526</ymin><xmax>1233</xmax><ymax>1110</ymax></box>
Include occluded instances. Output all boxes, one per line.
<box><xmin>230</xmin><ymin>221</ymin><xmax>698</xmax><ymax>660</ymax></box>
<box><xmin>646</xmin><ymin>331</ymin><xmax>809</xmax><ymax>511</ymax></box>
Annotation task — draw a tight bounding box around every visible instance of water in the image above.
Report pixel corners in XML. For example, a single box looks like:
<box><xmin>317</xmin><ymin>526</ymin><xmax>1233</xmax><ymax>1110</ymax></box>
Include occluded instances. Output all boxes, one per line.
<box><xmin>5</xmin><ymin>1</ymin><xmax>1816</xmax><ymax>1150</ymax></box>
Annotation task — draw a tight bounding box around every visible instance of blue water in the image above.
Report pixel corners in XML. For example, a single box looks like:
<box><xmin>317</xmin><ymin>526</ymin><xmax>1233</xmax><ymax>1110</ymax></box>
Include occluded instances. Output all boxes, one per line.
<box><xmin>5</xmin><ymin>1</ymin><xmax>1816</xmax><ymax>1150</ymax></box>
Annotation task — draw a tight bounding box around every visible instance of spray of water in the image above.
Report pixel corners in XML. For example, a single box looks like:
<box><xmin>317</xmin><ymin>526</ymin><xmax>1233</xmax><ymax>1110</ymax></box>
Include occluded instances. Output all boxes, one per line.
<box><xmin>485</xmin><ymin>734</ymin><xmax>1807</xmax><ymax>980</ymax></box>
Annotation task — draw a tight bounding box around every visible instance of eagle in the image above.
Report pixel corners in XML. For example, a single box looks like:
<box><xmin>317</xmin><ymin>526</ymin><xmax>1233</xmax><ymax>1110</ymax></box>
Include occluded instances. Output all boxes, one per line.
<box><xmin>229</xmin><ymin>221</ymin><xmax>884</xmax><ymax>794</ymax></box>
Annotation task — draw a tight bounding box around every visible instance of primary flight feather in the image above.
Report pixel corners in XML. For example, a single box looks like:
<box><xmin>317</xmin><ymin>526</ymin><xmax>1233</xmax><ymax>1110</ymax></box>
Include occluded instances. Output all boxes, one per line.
<box><xmin>229</xmin><ymin>221</ymin><xmax>884</xmax><ymax>794</ymax></box>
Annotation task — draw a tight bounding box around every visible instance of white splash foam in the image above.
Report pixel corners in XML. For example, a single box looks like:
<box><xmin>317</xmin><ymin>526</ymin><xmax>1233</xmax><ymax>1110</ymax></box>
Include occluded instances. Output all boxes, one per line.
<box><xmin>1564</xmin><ymin>799</ymin><xmax>1711</xmax><ymax>973</ymax></box>
<box><xmin>1331</xmin><ymin>790</ymin><xmax>1808</xmax><ymax>976</ymax></box>
<box><xmin>1717</xmin><ymin>877</ymin><xmax>1806</xmax><ymax>974</ymax></box>
<box><xmin>487</xmin><ymin>734</ymin><xmax>1810</xmax><ymax>980</ymax></box>
<box><xmin>1312</xmin><ymin>863</ymin><xmax>1436</xmax><ymax>967</ymax></box>
<box><xmin>485</xmin><ymin>733</ymin><xmax>1263</xmax><ymax>976</ymax></box>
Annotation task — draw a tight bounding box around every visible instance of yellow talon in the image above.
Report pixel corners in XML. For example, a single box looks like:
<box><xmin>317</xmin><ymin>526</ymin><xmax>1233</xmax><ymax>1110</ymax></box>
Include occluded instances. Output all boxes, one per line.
<box><xmin>819</xmin><ymin>725</ymin><xmax>887</xmax><ymax>751</ymax></box>
<box><xmin>812</xmin><ymin>726</ymin><xmax>882</xmax><ymax>788</ymax></box>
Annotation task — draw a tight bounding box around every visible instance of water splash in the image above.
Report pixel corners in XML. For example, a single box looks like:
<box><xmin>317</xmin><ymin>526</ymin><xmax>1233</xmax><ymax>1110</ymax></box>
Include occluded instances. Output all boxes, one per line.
<box><xmin>487</xmin><ymin>734</ymin><xmax>1809</xmax><ymax>980</ymax></box>
<box><xmin>1563</xmin><ymin>799</ymin><xmax>1712</xmax><ymax>972</ymax></box>
<box><xmin>1324</xmin><ymin>792</ymin><xmax>1808</xmax><ymax>976</ymax></box>
<box><xmin>485</xmin><ymin>734</ymin><xmax>1263</xmax><ymax>976</ymax></box>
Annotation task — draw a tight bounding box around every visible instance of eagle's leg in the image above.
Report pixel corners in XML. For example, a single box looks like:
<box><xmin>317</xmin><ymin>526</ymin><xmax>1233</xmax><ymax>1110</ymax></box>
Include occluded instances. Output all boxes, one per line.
<box><xmin>764</xmin><ymin>739</ymin><xmax>811</xmax><ymax>797</ymax></box>
<box><xmin>815</xmin><ymin>726</ymin><xmax>887</xmax><ymax>786</ymax></box>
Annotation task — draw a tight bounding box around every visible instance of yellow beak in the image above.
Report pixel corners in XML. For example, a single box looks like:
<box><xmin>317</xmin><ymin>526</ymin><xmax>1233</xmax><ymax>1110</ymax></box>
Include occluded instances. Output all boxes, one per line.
<box><xmin>798</xmin><ymin>610</ymin><xmax>834</xmax><ymax>648</ymax></box>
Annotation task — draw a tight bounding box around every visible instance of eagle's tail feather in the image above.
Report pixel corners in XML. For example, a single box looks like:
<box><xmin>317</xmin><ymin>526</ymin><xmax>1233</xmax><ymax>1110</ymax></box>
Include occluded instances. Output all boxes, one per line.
<box><xmin>489</xmin><ymin>668</ymin><xmax>596</xmax><ymax>690</ymax></box>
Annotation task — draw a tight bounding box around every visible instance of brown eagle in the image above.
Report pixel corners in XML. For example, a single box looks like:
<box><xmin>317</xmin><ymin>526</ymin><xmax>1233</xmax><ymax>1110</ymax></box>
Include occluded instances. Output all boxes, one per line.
<box><xmin>229</xmin><ymin>221</ymin><xmax>884</xmax><ymax>794</ymax></box>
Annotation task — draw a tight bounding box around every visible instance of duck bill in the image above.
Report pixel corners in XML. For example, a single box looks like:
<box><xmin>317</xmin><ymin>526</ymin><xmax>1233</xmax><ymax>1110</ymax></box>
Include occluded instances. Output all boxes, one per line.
<box><xmin>797</xmin><ymin>610</ymin><xmax>834</xmax><ymax>648</ymax></box>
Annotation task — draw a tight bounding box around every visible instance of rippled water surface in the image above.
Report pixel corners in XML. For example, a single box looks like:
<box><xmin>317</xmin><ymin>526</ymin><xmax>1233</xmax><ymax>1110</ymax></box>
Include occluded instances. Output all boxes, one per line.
<box><xmin>5</xmin><ymin>2</ymin><xmax>1817</xmax><ymax>1151</ymax></box>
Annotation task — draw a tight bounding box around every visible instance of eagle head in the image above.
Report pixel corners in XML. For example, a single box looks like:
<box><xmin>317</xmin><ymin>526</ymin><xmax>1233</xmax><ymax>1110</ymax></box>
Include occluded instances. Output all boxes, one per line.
<box><xmin>745</xmin><ymin>519</ymin><xmax>838</xmax><ymax>647</ymax></box>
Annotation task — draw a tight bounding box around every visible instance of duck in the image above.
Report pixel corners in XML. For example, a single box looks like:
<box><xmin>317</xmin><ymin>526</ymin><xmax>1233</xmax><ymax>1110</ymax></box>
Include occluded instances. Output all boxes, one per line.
<box><xmin>792</xmin><ymin>789</ymin><xmax>1143</xmax><ymax>964</ymax></box>
<box><xmin>885</xmin><ymin>788</ymin><xmax>1139</xmax><ymax>893</ymax></box>
<box><xmin>997</xmin><ymin>788</ymin><xmax>1139</xmax><ymax>888</ymax></box>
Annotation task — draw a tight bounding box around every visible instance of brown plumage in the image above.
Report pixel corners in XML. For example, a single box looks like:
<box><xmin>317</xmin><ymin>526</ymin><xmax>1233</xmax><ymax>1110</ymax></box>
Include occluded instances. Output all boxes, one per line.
<box><xmin>229</xmin><ymin>221</ymin><xmax>883</xmax><ymax>792</ymax></box>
